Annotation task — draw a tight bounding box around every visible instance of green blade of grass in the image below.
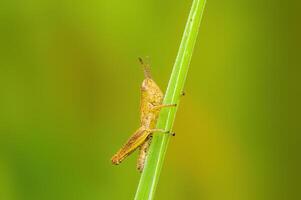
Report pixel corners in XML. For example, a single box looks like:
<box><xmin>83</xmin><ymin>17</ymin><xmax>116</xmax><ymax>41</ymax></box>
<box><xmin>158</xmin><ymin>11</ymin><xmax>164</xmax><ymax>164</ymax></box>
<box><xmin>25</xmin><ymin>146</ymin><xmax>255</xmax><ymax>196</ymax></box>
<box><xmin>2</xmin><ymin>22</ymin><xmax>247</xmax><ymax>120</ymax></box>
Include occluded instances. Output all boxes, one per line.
<box><xmin>134</xmin><ymin>0</ymin><xmax>207</xmax><ymax>199</ymax></box>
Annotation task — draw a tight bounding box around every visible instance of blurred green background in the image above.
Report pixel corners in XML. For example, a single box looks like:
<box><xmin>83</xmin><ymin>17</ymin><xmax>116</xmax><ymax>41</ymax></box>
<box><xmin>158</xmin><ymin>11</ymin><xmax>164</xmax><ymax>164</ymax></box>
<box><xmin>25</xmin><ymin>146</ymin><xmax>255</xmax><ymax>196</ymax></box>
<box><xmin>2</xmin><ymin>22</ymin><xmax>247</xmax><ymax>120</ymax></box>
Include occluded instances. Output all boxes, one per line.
<box><xmin>0</xmin><ymin>0</ymin><xmax>300</xmax><ymax>200</ymax></box>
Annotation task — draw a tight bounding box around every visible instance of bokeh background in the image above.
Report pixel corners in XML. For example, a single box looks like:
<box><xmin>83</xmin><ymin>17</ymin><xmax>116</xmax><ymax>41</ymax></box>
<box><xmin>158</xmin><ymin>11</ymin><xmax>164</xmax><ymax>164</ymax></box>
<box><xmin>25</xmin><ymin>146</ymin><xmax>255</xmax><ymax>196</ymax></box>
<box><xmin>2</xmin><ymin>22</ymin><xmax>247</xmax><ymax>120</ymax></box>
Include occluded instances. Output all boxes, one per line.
<box><xmin>0</xmin><ymin>0</ymin><xmax>300</xmax><ymax>200</ymax></box>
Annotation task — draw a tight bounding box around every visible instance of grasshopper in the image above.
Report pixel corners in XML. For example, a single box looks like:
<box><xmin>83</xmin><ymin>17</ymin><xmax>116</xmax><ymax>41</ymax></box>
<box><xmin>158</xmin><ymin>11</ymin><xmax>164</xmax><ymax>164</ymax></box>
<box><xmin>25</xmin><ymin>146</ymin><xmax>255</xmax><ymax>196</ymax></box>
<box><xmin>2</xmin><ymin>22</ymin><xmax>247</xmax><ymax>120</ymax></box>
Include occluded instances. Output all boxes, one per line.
<box><xmin>111</xmin><ymin>58</ymin><xmax>176</xmax><ymax>172</ymax></box>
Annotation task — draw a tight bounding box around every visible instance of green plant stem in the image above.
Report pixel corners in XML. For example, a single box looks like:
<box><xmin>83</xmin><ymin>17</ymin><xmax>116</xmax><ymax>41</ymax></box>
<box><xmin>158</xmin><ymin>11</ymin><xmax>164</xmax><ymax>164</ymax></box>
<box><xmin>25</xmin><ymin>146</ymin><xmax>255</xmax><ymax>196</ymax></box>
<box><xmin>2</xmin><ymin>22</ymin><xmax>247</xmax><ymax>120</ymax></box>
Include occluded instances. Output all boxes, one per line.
<box><xmin>134</xmin><ymin>0</ymin><xmax>206</xmax><ymax>199</ymax></box>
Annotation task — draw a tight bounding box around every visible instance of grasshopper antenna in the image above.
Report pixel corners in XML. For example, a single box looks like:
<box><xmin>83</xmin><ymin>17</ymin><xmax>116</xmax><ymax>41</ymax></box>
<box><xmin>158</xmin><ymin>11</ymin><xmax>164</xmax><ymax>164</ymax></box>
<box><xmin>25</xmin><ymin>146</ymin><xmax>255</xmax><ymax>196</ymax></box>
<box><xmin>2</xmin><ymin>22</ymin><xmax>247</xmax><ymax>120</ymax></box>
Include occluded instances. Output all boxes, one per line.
<box><xmin>138</xmin><ymin>57</ymin><xmax>152</xmax><ymax>79</ymax></box>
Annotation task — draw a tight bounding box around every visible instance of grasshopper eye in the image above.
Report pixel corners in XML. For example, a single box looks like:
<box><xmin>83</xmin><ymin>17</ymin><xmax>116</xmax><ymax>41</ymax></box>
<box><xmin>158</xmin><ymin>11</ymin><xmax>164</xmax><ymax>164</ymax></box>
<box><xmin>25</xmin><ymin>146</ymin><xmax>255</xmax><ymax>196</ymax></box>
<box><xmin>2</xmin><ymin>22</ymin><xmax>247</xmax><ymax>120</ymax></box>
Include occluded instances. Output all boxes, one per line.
<box><xmin>141</xmin><ymin>80</ymin><xmax>149</xmax><ymax>90</ymax></box>
<box><xmin>141</xmin><ymin>84</ymin><xmax>147</xmax><ymax>91</ymax></box>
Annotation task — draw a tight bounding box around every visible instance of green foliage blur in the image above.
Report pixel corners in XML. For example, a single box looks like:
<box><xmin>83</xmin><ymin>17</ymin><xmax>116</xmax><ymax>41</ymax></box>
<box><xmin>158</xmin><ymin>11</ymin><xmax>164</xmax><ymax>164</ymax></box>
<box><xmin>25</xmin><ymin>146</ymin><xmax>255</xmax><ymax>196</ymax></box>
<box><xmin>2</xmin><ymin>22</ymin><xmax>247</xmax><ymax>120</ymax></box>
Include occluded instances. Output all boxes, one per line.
<box><xmin>0</xmin><ymin>0</ymin><xmax>299</xmax><ymax>200</ymax></box>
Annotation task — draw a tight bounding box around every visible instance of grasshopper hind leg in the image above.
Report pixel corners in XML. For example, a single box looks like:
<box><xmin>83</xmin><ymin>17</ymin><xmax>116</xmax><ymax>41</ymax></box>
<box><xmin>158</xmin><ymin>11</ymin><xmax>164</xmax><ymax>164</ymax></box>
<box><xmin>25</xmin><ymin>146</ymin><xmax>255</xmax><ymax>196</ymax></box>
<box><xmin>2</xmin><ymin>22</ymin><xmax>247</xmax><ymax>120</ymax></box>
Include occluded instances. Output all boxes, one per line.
<box><xmin>136</xmin><ymin>130</ymin><xmax>175</xmax><ymax>172</ymax></box>
<box><xmin>111</xmin><ymin>127</ymin><xmax>150</xmax><ymax>165</ymax></box>
<box><xmin>137</xmin><ymin>136</ymin><xmax>152</xmax><ymax>172</ymax></box>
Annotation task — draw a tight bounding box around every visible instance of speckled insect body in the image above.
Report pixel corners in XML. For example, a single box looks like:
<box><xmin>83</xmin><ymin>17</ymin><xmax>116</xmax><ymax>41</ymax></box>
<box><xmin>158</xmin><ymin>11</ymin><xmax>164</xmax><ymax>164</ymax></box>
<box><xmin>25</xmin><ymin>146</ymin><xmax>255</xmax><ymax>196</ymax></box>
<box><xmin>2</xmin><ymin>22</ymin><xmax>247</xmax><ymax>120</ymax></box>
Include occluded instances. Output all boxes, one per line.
<box><xmin>111</xmin><ymin>58</ymin><xmax>176</xmax><ymax>172</ymax></box>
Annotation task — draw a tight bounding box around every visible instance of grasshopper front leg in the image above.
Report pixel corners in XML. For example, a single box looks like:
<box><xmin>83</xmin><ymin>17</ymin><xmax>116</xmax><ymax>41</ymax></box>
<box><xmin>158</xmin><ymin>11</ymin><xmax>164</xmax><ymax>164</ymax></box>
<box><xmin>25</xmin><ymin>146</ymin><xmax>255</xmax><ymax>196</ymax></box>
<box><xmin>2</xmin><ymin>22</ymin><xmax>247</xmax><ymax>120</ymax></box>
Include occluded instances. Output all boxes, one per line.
<box><xmin>151</xmin><ymin>103</ymin><xmax>177</xmax><ymax>111</ymax></box>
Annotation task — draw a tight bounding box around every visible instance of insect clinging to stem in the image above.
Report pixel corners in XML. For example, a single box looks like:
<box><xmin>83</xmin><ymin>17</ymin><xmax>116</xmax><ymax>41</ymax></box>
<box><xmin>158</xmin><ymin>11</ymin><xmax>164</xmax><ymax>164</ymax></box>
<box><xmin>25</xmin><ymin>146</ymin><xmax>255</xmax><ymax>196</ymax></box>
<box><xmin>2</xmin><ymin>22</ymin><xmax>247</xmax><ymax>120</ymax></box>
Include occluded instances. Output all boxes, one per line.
<box><xmin>111</xmin><ymin>57</ymin><xmax>177</xmax><ymax>172</ymax></box>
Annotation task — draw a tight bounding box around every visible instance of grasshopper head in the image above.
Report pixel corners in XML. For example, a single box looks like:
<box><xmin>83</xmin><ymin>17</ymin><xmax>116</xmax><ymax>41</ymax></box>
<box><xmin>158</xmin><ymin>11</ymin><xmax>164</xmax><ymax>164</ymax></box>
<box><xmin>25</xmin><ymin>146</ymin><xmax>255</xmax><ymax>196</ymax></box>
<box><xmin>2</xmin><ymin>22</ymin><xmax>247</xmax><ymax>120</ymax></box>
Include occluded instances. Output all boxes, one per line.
<box><xmin>138</xmin><ymin>57</ymin><xmax>164</xmax><ymax>104</ymax></box>
<box><xmin>141</xmin><ymin>78</ymin><xmax>163</xmax><ymax>104</ymax></box>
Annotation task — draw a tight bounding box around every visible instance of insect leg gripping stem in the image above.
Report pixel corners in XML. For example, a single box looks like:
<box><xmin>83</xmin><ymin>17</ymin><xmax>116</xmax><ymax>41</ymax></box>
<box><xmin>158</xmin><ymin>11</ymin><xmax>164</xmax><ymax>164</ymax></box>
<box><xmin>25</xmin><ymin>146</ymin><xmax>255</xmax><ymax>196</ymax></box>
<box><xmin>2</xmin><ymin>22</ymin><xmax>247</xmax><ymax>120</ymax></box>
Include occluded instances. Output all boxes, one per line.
<box><xmin>151</xmin><ymin>104</ymin><xmax>177</xmax><ymax>111</ymax></box>
<box><xmin>148</xmin><ymin>129</ymin><xmax>176</xmax><ymax>137</ymax></box>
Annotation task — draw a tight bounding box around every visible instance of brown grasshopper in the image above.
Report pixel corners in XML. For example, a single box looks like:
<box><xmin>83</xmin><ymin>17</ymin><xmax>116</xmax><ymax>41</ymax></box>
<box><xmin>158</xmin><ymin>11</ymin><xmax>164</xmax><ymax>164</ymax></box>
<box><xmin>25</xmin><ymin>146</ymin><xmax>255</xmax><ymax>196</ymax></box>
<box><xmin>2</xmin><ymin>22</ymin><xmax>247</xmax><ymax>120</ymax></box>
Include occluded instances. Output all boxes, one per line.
<box><xmin>111</xmin><ymin>58</ymin><xmax>176</xmax><ymax>172</ymax></box>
